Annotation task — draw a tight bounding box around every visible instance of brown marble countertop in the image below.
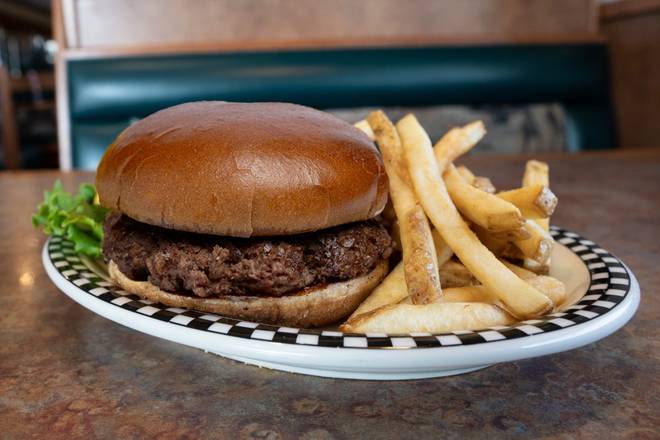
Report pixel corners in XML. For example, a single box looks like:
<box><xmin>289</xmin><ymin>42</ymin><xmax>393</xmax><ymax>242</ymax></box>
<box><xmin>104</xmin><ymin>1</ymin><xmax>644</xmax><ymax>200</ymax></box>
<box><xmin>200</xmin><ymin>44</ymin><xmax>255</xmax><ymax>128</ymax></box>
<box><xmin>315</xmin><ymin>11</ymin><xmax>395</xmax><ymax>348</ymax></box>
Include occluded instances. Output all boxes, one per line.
<box><xmin>1</xmin><ymin>150</ymin><xmax>658</xmax><ymax>439</ymax></box>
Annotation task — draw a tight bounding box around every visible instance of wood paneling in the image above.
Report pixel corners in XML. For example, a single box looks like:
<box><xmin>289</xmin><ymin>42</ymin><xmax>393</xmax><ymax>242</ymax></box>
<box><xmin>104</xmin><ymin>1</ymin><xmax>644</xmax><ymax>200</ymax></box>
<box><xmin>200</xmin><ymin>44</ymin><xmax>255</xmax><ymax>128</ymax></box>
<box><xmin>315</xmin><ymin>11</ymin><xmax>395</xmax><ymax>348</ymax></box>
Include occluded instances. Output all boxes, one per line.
<box><xmin>600</xmin><ymin>0</ymin><xmax>660</xmax><ymax>20</ymax></box>
<box><xmin>0</xmin><ymin>67</ymin><xmax>19</xmax><ymax>169</ymax></box>
<box><xmin>68</xmin><ymin>0</ymin><xmax>595</xmax><ymax>50</ymax></box>
<box><xmin>600</xmin><ymin>2</ymin><xmax>660</xmax><ymax>148</ymax></box>
<box><xmin>0</xmin><ymin>69</ymin><xmax>57</xmax><ymax>169</ymax></box>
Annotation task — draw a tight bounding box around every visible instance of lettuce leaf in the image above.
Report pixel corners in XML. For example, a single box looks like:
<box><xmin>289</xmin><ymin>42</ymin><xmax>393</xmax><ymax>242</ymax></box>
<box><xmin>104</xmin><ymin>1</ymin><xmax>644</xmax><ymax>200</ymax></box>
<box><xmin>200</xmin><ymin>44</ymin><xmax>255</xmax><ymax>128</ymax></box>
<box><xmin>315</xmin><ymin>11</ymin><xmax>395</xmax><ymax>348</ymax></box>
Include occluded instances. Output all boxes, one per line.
<box><xmin>32</xmin><ymin>180</ymin><xmax>109</xmax><ymax>258</ymax></box>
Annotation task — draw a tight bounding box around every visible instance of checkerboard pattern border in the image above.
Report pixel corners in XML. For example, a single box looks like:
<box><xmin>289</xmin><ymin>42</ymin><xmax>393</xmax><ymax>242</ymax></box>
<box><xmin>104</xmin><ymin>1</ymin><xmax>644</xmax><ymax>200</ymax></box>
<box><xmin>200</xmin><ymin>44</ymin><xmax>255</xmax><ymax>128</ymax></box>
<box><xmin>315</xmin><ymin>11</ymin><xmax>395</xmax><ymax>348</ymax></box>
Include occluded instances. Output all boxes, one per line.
<box><xmin>46</xmin><ymin>227</ymin><xmax>632</xmax><ymax>349</ymax></box>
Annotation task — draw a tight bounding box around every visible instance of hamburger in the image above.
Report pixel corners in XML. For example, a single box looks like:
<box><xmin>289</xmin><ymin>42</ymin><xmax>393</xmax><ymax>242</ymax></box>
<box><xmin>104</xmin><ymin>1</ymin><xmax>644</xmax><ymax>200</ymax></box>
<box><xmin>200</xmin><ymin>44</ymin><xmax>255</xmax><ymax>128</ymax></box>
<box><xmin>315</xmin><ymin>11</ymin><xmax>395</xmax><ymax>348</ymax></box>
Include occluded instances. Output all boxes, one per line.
<box><xmin>96</xmin><ymin>101</ymin><xmax>393</xmax><ymax>327</ymax></box>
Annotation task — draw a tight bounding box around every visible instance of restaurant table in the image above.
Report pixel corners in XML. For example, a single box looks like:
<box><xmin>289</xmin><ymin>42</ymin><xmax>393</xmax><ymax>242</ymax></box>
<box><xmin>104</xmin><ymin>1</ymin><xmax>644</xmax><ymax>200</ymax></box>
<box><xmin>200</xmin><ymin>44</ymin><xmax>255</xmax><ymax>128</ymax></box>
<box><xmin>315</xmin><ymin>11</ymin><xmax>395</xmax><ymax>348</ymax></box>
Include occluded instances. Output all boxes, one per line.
<box><xmin>1</xmin><ymin>150</ymin><xmax>658</xmax><ymax>439</ymax></box>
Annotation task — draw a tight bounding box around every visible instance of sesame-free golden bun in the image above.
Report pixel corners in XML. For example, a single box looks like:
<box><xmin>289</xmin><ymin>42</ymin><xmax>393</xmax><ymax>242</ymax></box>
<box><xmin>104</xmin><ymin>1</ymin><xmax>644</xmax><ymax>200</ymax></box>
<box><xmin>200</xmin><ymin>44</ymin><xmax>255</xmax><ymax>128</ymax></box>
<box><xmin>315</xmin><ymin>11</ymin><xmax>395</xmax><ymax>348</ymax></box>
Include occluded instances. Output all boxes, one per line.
<box><xmin>96</xmin><ymin>101</ymin><xmax>388</xmax><ymax>237</ymax></box>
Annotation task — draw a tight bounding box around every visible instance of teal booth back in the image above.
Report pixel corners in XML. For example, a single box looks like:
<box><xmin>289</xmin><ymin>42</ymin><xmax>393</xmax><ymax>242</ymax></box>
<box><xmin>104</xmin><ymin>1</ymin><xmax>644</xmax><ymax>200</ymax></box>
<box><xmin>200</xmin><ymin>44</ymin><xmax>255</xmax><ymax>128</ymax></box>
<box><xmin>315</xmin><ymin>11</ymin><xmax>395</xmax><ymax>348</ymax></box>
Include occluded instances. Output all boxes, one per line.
<box><xmin>67</xmin><ymin>44</ymin><xmax>615</xmax><ymax>169</ymax></box>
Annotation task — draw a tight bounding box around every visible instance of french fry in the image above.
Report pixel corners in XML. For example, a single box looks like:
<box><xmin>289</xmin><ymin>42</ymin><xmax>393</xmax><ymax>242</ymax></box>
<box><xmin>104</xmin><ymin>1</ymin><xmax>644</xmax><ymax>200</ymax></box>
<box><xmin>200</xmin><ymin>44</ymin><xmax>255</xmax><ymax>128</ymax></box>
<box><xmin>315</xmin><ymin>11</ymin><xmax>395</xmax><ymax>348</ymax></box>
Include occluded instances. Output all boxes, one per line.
<box><xmin>473</xmin><ymin>176</ymin><xmax>496</xmax><ymax>194</ymax></box>
<box><xmin>439</xmin><ymin>260</ymin><xmax>478</xmax><ymax>288</ymax></box>
<box><xmin>456</xmin><ymin>165</ymin><xmax>476</xmax><ymax>183</ymax></box>
<box><xmin>501</xmin><ymin>260</ymin><xmax>565</xmax><ymax>306</ymax></box>
<box><xmin>398</xmin><ymin>279</ymin><xmax>559</xmax><ymax>308</ymax></box>
<box><xmin>402</xmin><ymin>205</ymin><xmax>442</xmax><ymax>304</ymax></box>
<box><xmin>440</xmin><ymin>286</ymin><xmax>496</xmax><ymax>303</ymax></box>
<box><xmin>349</xmin><ymin>262</ymin><xmax>407</xmax><ymax>320</ymax></box>
<box><xmin>341</xmin><ymin>301</ymin><xmax>514</xmax><ymax>334</ymax></box>
<box><xmin>397</xmin><ymin>114</ymin><xmax>553</xmax><ymax>319</ymax></box>
<box><xmin>473</xmin><ymin>224</ymin><xmax>510</xmax><ymax>256</ymax></box>
<box><xmin>359</xmin><ymin>276</ymin><xmax>493</xmax><ymax>314</ymax></box>
<box><xmin>349</xmin><ymin>234</ymin><xmax>454</xmax><ymax>321</ymax></box>
<box><xmin>354</xmin><ymin>119</ymin><xmax>375</xmax><ymax>141</ymax></box>
<box><xmin>348</xmin><ymin>257</ymin><xmax>469</xmax><ymax>321</ymax></box>
<box><xmin>522</xmin><ymin>160</ymin><xmax>552</xmax><ymax>272</ymax></box>
<box><xmin>512</xmin><ymin>219</ymin><xmax>553</xmax><ymax>264</ymax></box>
<box><xmin>444</xmin><ymin>164</ymin><xmax>525</xmax><ymax>235</ymax></box>
<box><xmin>399</xmin><ymin>286</ymin><xmax>496</xmax><ymax>304</ymax></box>
<box><xmin>367</xmin><ymin>111</ymin><xmax>442</xmax><ymax>304</ymax></box>
<box><xmin>523</xmin><ymin>160</ymin><xmax>549</xmax><ymax>187</ymax></box>
<box><xmin>349</xmin><ymin>230</ymin><xmax>453</xmax><ymax>321</ymax></box>
<box><xmin>497</xmin><ymin>185</ymin><xmax>557</xmax><ymax>219</ymax></box>
<box><xmin>352</xmin><ymin>259</ymin><xmax>478</xmax><ymax>316</ymax></box>
<box><xmin>433</xmin><ymin>120</ymin><xmax>524</xmax><ymax>237</ymax></box>
<box><xmin>523</xmin><ymin>160</ymin><xmax>550</xmax><ymax>232</ymax></box>
<box><xmin>490</xmin><ymin>227</ymin><xmax>531</xmax><ymax>241</ymax></box>
<box><xmin>527</xmin><ymin>276</ymin><xmax>565</xmax><ymax>307</ymax></box>
<box><xmin>473</xmin><ymin>218</ymin><xmax>526</xmax><ymax>260</ymax></box>
<box><xmin>455</xmin><ymin>165</ymin><xmax>496</xmax><ymax>193</ymax></box>
<box><xmin>345</xmin><ymin>261</ymin><xmax>559</xmax><ymax>332</ymax></box>
<box><xmin>522</xmin><ymin>259</ymin><xmax>550</xmax><ymax>275</ymax></box>
<box><xmin>432</xmin><ymin>228</ymin><xmax>454</xmax><ymax>267</ymax></box>
<box><xmin>432</xmin><ymin>121</ymin><xmax>486</xmax><ymax>173</ymax></box>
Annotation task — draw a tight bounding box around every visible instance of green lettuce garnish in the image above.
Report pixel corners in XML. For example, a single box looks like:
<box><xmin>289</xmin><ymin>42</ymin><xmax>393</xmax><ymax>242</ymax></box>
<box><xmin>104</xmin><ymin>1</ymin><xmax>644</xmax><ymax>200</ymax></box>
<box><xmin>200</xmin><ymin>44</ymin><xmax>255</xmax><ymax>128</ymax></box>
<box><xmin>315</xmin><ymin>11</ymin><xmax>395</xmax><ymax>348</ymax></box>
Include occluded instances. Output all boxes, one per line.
<box><xmin>32</xmin><ymin>180</ymin><xmax>109</xmax><ymax>258</ymax></box>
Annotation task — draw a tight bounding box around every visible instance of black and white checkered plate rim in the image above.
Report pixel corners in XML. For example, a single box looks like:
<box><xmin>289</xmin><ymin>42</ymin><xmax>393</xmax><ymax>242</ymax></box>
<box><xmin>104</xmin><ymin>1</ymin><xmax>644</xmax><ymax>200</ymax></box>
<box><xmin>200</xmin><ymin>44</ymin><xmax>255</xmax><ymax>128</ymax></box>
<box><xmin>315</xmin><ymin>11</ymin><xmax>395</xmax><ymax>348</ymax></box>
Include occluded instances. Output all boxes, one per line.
<box><xmin>47</xmin><ymin>227</ymin><xmax>632</xmax><ymax>349</ymax></box>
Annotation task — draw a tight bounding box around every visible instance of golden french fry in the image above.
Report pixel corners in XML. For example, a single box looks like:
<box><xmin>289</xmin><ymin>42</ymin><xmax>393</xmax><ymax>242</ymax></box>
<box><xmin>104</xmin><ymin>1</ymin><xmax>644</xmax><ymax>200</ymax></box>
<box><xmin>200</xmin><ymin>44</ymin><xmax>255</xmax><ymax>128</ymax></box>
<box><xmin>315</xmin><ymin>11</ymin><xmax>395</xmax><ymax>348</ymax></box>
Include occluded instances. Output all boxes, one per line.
<box><xmin>433</xmin><ymin>123</ymin><xmax>519</xmax><ymax>236</ymax></box>
<box><xmin>432</xmin><ymin>121</ymin><xmax>486</xmax><ymax>173</ymax></box>
<box><xmin>523</xmin><ymin>160</ymin><xmax>550</xmax><ymax>231</ymax></box>
<box><xmin>523</xmin><ymin>160</ymin><xmax>549</xmax><ymax>187</ymax></box>
<box><xmin>400</xmin><ymin>284</ymin><xmax>501</xmax><ymax>305</ymax></box>
<box><xmin>455</xmin><ymin>165</ymin><xmax>496</xmax><ymax>193</ymax></box>
<box><xmin>402</xmin><ymin>208</ymin><xmax>443</xmax><ymax>303</ymax></box>
<box><xmin>522</xmin><ymin>259</ymin><xmax>550</xmax><ymax>275</ymax></box>
<box><xmin>432</xmin><ymin>228</ymin><xmax>454</xmax><ymax>267</ymax></box>
<box><xmin>472</xmin><ymin>224</ymin><xmax>524</xmax><ymax>260</ymax></box>
<box><xmin>501</xmin><ymin>260</ymin><xmax>565</xmax><ymax>306</ymax></box>
<box><xmin>412</xmin><ymin>279</ymin><xmax>560</xmax><ymax>308</ymax></box>
<box><xmin>512</xmin><ymin>220</ymin><xmax>554</xmax><ymax>264</ymax></box>
<box><xmin>345</xmin><ymin>262</ymin><xmax>558</xmax><ymax>332</ymax></box>
<box><xmin>397</xmin><ymin>114</ymin><xmax>552</xmax><ymax>319</ymax></box>
<box><xmin>473</xmin><ymin>176</ymin><xmax>496</xmax><ymax>194</ymax></box>
<box><xmin>349</xmin><ymin>262</ymin><xmax>407</xmax><ymax>320</ymax></box>
<box><xmin>498</xmin><ymin>185</ymin><xmax>557</xmax><ymax>219</ymax></box>
<box><xmin>527</xmin><ymin>276</ymin><xmax>565</xmax><ymax>306</ymax></box>
<box><xmin>354</xmin><ymin>119</ymin><xmax>375</xmax><ymax>141</ymax></box>
<box><xmin>489</xmin><ymin>226</ymin><xmax>531</xmax><ymax>241</ymax></box>
<box><xmin>440</xmin><ymin>286</ymin><xmax>496</xmax><ymax>303</ymax></box>
<box><xmin>351</xmin><ymin>258</ymin><xmax>478</xmax><ymax>320</ymax></box>
<box><xmin>367</xmin><ymin>111</ymin><xmax>442</xmax><ymax>305</ymax></box>
<box><xmin>473</xmin><ymin>224</ymin><xmax>508</xmax><ymax>255</ymax></box>
<box><xmin>349</xmin><ymin>234</ymin><xmax>454</xmax><ymax>321</ymax></box>
<box><xmin>439</xmin><ymin>260</ymin><xmax>478</xmax><ymax>288</ymax></box>
<box><xmin>501</xmin><ymin>260</ymin><xmax>536</xmax><ymax>279</ymax></box>
<box><xmin>501</xmin><ymin>245</ymin><xmax>525</xmax><ymax>261</ymax></box>
<box><xmin>522</xmin><ymin>160</ymin><xmax>552</xmax><ymax>271</ymax></box>
<box><xmin>456</xmin><ymin>165</ymin><xmax>476</xmax><ymax>183</ymax></box>
<box><xmin>341</xmin><ymin>302</ymin><xmax>514</xmax><ymax>334</ymax></box>
<box><xmin>398</xmin><ymin>286</ymin><xmax>496</xmax><ymax>304</ymax></box>
<box><xmin>444</xmin><ymin>164</ymin><xmax>525</xmax><ymax>234</ymax></box>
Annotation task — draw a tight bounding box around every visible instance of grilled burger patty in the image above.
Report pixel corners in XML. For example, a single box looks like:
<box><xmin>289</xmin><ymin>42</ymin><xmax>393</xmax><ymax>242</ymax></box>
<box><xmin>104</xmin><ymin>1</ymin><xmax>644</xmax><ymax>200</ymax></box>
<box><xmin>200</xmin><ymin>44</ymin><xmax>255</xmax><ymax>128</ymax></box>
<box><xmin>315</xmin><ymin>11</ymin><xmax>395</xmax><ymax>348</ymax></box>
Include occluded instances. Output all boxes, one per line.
<box><xmin>102</xmin><ymin>212</ymin><xmax>392</xmax><ymax>298</ymax></box>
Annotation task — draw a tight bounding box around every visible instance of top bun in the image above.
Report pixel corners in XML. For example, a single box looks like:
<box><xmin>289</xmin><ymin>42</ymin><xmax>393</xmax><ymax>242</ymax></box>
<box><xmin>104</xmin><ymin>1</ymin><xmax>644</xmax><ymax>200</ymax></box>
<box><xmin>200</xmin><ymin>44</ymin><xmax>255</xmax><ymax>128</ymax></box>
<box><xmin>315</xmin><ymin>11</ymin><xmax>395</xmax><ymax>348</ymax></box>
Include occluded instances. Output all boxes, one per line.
<box><xmin>96</xmin><ymin>101</ymin><xmax>388</xmax><ymax>237</ymax></box>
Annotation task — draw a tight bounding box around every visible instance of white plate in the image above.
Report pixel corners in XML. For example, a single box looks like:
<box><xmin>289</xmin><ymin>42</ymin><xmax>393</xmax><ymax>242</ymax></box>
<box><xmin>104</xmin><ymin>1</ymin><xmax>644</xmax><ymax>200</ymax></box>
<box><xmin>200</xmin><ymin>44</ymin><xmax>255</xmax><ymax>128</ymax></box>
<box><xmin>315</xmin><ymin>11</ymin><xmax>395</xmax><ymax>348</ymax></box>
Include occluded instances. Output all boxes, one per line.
<box><xmin>43</xmin><ymin>227</ymin><xmax>639</xmax><ymax>380</ymax></box>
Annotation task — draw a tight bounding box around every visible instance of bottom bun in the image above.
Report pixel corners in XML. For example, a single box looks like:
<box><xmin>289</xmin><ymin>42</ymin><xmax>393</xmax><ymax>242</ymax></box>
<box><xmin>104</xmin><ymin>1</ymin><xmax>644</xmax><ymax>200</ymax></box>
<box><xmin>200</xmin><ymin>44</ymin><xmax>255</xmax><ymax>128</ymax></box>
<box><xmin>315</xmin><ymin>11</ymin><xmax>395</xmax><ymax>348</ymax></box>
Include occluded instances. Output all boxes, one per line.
<box><xmin>108</xmin><ymin>259</ymin><xmax>389</xmax><ymax>328</ymax></box>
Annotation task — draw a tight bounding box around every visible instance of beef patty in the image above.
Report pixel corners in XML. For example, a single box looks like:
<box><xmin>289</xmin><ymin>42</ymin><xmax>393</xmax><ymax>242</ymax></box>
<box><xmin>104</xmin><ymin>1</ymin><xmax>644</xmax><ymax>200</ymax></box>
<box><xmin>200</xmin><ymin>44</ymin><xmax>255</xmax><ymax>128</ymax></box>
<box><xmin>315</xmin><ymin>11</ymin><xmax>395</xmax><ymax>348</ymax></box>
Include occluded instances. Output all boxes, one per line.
<box><xmin>102</xmin><ymin>212</ymin><xmax>392</xmax><ymax>298</ymax></box>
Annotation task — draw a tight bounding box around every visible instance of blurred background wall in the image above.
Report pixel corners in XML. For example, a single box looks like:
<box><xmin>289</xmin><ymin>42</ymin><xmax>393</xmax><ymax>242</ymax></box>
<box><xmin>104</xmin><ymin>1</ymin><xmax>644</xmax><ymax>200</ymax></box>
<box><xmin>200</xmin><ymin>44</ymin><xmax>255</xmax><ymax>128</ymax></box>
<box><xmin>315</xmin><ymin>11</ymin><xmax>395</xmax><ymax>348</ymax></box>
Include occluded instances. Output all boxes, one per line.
<box><xmin>0</xmin><ymin>0</ymin><xmax>658</xmax><ymax>169</ymax></box>
<box><xmin>0</xmin><ymin>0</ymin><xmax>55</xmax><ymax>169</ymax></box>
<box><xmin>62</xmin><ymin>0</ymin><xmax>597</xmax><ymax>49</ymax></box>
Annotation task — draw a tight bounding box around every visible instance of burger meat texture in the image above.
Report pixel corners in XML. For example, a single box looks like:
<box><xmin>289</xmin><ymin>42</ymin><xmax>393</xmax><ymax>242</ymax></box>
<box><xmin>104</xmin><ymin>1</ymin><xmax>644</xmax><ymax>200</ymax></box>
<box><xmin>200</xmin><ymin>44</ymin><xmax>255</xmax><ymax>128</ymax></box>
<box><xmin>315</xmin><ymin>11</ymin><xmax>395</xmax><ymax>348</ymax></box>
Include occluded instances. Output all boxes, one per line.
<box><xmin>102</xmin><ymin>212</ymin><xmax>393</xmax><ymax>298</ymax></box>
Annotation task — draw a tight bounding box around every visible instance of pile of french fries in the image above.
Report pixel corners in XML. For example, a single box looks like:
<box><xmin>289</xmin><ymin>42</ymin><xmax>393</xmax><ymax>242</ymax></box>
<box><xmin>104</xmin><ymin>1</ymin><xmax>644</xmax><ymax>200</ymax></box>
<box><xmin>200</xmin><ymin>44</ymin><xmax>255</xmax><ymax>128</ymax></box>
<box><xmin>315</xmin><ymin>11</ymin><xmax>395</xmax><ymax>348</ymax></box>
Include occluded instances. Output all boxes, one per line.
<box><xmin>341</xmin><ymin>112</ymin><xmax>563</xmax><ymax>334</ymax></box>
